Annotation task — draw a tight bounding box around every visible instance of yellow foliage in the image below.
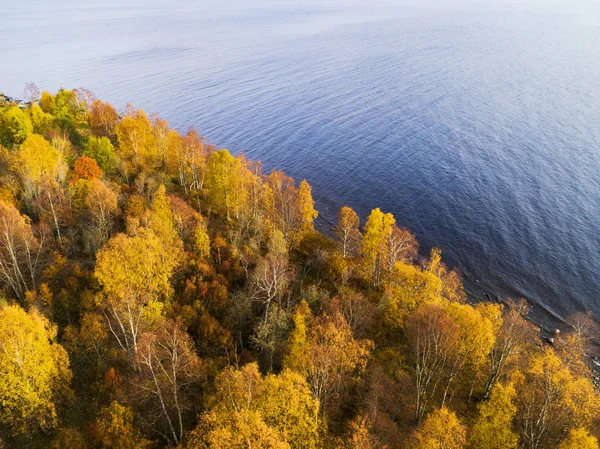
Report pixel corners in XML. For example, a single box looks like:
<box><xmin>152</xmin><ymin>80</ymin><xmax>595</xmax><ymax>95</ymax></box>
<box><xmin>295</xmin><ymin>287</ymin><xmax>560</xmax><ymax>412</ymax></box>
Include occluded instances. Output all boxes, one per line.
<box><xmin>469</xmin><ymin>382</ymin><xmax>518</xmax><ymax>449</ymax></box>
<box><xmin>95</xmin><ymin>401</ymin><xmax>151</xmax><ymax>449</ymax></box>
<box><xmin>382</xmin><ymin>261</ymin><xmax>443</xmax><ymax>329</ymax></box>
<box><xmin>12</xmin><ymin>133</ymin><xmax>64</xmax><ymax>199</ymax></box>
<box><xmin>558</xmin><ymin>428</ymin><xmax>599</xmax><ymax>449</ymax></box>
<box><xmin>413</xmin><ymin>407</ymin><xmax>466</xmax><ymax>449</ymax></box>
<box><xmin>188</xmin><ymin>363</ymin><xmax>320</xmax><ymax>449</ymax></box>
<box><xmin>361</xmin><ymin>208</ymin><xmax>395</xmax><ymax>285</ymax></box>
<box><xmin>0</xmin><ymin>303</ymin><xmax>72</xmax><ymax>437</ymax></box>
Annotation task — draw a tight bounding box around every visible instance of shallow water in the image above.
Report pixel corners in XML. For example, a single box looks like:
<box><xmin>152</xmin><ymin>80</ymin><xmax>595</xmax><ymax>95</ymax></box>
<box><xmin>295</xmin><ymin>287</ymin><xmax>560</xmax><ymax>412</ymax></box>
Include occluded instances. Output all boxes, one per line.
<box><xmin>3</xmin><ymin>0</ymin><xmax>600</xmax><ymax>329</ymax></box>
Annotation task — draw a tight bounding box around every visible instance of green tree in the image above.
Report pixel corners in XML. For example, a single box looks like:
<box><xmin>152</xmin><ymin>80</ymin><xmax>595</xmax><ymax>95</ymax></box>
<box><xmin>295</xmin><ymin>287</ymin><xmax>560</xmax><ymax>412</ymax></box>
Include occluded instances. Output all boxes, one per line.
<box><xmin>1</xmin><ymin>106</ymin><xmax>32</xmax><ymax>146</ymax></box>
<box><xmin>84</xmin><ymin>136</ymin><xmax>118</xmax><ymax>173</ymax></box>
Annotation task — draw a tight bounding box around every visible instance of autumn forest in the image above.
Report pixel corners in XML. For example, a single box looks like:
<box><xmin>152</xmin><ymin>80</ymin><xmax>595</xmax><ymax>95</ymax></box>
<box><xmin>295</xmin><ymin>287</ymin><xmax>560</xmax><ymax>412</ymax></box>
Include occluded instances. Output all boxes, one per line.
<box><xmin>0</xmin><ymin>86</ymin><xmax>599</xmax><ymax>449</ymax></box>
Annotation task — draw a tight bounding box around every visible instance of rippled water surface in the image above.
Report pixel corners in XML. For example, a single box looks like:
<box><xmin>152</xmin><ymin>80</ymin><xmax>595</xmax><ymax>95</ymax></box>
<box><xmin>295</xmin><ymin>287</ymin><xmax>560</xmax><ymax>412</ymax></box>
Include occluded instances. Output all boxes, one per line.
<box><xmin>3</xmin><ymin>0</ymin><xmax>600</xmax><ymax>328</ymax></box>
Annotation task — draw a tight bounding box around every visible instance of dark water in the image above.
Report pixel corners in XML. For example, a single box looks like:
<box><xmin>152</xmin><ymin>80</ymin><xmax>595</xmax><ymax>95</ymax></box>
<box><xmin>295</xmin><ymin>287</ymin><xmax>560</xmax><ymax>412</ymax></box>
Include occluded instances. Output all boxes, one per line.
<box><xmin>3</xmin><ymin>0</ymin><xmax>600</xmax><ymax>329</ymax></box>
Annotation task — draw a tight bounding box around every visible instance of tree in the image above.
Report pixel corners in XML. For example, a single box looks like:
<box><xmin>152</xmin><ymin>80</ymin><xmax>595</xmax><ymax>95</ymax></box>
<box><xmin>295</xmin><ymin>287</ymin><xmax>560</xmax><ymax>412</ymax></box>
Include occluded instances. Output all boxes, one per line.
<box><xmin>426</xmin><ymin>249</ymin><xmax>465</xmax><ymax>303</ymax></box>
<box><xmin>0</xmin><ymin>303</ymin><xmax>72</xmax><ymax>438</ymax></box>
<box><xmin>193</xmin><ymin>221</ymin><xmax>211</xmax><ymax>259</ymax></box>
<box><xmin>514</xmin><ymin>350</ymin><xmax>600</xmax><ymax>449</ymax></box>
<box><xmin>382</xmin><ymin>262</ymin><xmax>442</xmax><ymax>330</ymax></box>
<box><xmin>23</xmin><ymin>81</ymin><xmax>41</xmax><ymax>103</ymax></box>
<box><xmin>413</xmin><ymin>407</ymin><xmax>466</xmax><ymax>449</ymax></box>
<box><xmin>439</xmin><ymin>302</ymin><xmax>496</xmax><ymax>408</ymax></box>
<box><xmin>469</xmin><ymin>382</ymin><xmax>518</xmax><ymax>449</ymax></box>
<box><xmin>52</xmin><ymin>89</ymin><xmax>85</xmax><ymax>121</ymax></box>
<box><xmin>40</xmin><ymin>91</ymin><xmax>55</xmax><ymax>113</ymax></box>
<box><xmin>264</xmin><ymin>171</ymin><xmax>316</xmax><ymax>248</ymax></box>
<box><xmin>52</xmin><ymin>427</ymin><xmax>86</xmax><ymax>449</ymax></box>
<box><xmin>135</xmin><ymin>318</ymin><xmax>202</xmax><ymax>446</ymax></box>
<box><xmin>1</xmin><ymin>106</ymin><xmax>32</xmax><ymax>146</ymax></box>
<box><xmin>84</xmin><ymin>179</ymin><xmax>119</xmax><ymax>252</ymax></box>
<box><xmin>251</xmin><ymin>253</ymin><xmax>293</xmax><ymax>323</ymax></box>
<box><xmin>149</xmin><ymin>185</ymin><xmax>183</xmax><ymax>254</ymax></box>
<box><xmin>482</xmin><ymin>299</ymin><xmax>534</xmax><ymax>399</ymax></box>
<box><xmin>385</xmin><ymin>226</ymin><xmax>417</xmax><ymax>271</ymax></box>
<box><xmin>361</xmin><ymin>208</ymin><xmax>395</xmax><ymax>285</ymax></box>
<box><xmin>294</xmin><ymin>312</ymin><xmax>373</xmax><ymax>415</ymax></box>
<box><xmin>205</xmin><ymin>149</ymin><xmax>242</xmax><ymax>220</ymax></box>
<box><xmin>251</xmin><ymin>304</ymin><xmax>290</xmax><ymax>372</ymax></box>
<box><xmin>72</xmin><ymin>155</ymin><xmax>103</xmax><ymax>181</ymax></box>
<box><xmin>187</xmin><ymin>363</ymin><xmax>320</xmax><ymax>449</ymax></box>
<box><xmin>346</xmin><ymin>415</ymin><xmax>387</xmax><ymax>449</ymax></box>
<box><xmin>336</xmin><ymin>206</ymin><xmax>362</xmax><ymax>258</ymax></box>
<box><xmin>169</xmin><ymin>128</ymin><xmax>207</xmax><ymax>193</ymax></box>
<box><xmin>84</xmin><ymin>136</ymin><xmax>118</xmax><ymax>173</ymax></box>
<box><xmin>0</xmin><ymin>200</ymin><xmax>44</xmax><ymax>300</ymax></box>
<box><xmin>27</xmin><ymin>103</ymin><xmax>52</xmax><ymax>135</ymax></box>
<box><xmin>11</xmin><ymin>133</ymin><xmax>64</xmax><ymax>200</ymax></box>
<box><xmin>558</xmin><ymin>429</ymin><xmax>599</xmax><ymax>449</ymax></box>
<box><xmin>404</xmin><ymin>302</ymin><xmax>457</xmax><ymax>422</ymax></box>
<box><xmin>94</xmin><ymin>230</ymin><xmax>181</xmax><ymax>361</ymax></box>
<box><xmin>298</xmin><ymin>179</ymin><xmax>318</xmax><ymax>234</ymax></box>
<box><xmin>284</xmin><ymin>300</ymin><xmax>311</xmax><ymax>372</ymax></box>
<box><xmin>89</xmin><ymin>99</ymin><xmax>119</xmax><ymax>137</ymax></box>
<box><xmin>95</xmin><ymin>401</ymin><xmax>151</xmax><ymax>449</ymax></box>
<box><xmin>115</xmin><ymin>108</ymin><xmax>156</xmax><ymax>169</ymax></box>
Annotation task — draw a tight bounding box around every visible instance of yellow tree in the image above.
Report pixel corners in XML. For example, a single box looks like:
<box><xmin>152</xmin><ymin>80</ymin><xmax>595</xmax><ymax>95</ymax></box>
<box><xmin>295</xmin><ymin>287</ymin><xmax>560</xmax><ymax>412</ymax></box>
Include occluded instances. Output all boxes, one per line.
<box><xmin>336</xmin><ymin>206</ymin><xmax>362</xmax><ymax>258</ymax></box>
<box><xmin>293</xmin><ymin>312</ymin><xmax>373</xmax><ymax>415</ymax></box>
<box><xmin>264</xmin><ymin>171</ymin><xmax>316</xmax><ymax>248</ymax></box>
<box><xmin>514</xmin><ymin>350</ymin><xmax>600</xmax><ymax>449</ymax></box>
<box><xmin>426</xmin><ymin>249</ymin><xmax>466</xmax><ymax>303</ymax></box>
<box><xmin>284</xmin><ymin>300</ymin><xmax>312</xmax><ymax>372</ymax></box>
<box><xmin>361</xmin><ymin>208</ymin><xmax>395</xmax><ymax>285</ymax></box>
<box><xmin>0</xmin><ymin>303</ymin><xmax>72</xmax><ymax>437</ymax></box>
<box><xmin>558</xmin><ymin>429</ymin><xmax>599</xmax><ymax>449</ymax></box>
<box><xmin>346</xmin><ymin>415</ymin><xmax>387</xmax><ymax>449</ymax></box>
<box><xmin>469</xmin><ymin>382</ymin><xmax>519</xmax><ymax>449</ymax></box>
<box><xmin>439</xmin><ymin>302</ymin><xmax>496</xmax><ymax>408</ymax></box>
<box><xmin>205</xmin><ymin>149</ymin><xmax>242</xmax><ymax>220</ymax></box>
<box><xmin>149</xmin><ymin>185</ymin><xmax>183</xmax><ymax>256</ymax></box>
<box><xmin>11</xmin><ymin>133</ymin><xmax>64</xmax><ymax>201</ymax></box>
<box><xmin>482</xmin><ymin>299</ymin><xmax>534</xmax><ymax>399</ymax></box>
<box><xmin>84</xmin><ymin>178</ymin><xmax>119</xmax><ymax>252</ymax></box>
<box><xmin>0</xmin><ymin>200</ymin><xmax>44</xmax><ymax>300</ymax></box>
<box><xmin>95</xmin><ymin>401</ymin><xmax>151</xmax><ymax>449</ymax></box>
<box><xmin>413</xmin><ymin>407</ymin><xmax>466</xmax><ymax>449</ymax></box>
<box><xmin>298</xmin><ymin>179</ymin><xmax>318</xmax><ymax>234</ymax></box>
<box><xmin>94</xmin><ymin>229</ymin><xmax>182</xmax><ymax>361</ymax></box>
<box><xmin>186</xmin><ymin>363</ymin><xmax>320</xmax><ymax>449</ymax></box>
<box><xmin>382</xmin><ymin>262</ymin><xmax>442</xmax><ymax>330</ymax></box>
<box><xmin>115</xmin><ymin>108</ymin><xmax>156</xmax><ymax>170</ymax></box>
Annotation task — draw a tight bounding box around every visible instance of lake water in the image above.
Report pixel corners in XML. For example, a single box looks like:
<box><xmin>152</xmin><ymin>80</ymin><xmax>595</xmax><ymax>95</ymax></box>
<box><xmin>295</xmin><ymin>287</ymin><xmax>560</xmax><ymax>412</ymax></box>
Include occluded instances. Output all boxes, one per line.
<box><xmin>2</xmin><ymin>0</ymin><xmax>600</xmax><ymax>330</ymax></box>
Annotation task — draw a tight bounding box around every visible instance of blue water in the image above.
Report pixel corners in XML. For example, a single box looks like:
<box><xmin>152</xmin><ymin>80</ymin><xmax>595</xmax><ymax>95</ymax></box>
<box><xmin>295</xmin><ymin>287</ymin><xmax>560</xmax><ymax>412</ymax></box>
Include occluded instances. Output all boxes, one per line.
<box><xmin>2</xmin><ymin>0</ymin><xmax>600</xmax><ymax>329</ymax></box>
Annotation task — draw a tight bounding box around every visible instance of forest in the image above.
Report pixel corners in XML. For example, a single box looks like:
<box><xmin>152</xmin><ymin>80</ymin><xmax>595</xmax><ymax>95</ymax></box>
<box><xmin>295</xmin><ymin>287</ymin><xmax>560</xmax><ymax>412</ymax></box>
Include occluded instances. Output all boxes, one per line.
<box><xmin>0</xmin><ymin>85</ymin><xmax>599</xmax><ymax>449</ymax></box>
